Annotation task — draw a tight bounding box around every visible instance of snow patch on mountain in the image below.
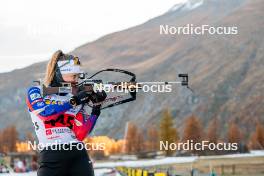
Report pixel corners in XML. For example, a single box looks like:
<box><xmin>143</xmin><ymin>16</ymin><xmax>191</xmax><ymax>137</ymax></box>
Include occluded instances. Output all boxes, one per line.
<box><xmin>168</xmin><ymin>0</ymin><xmax>204</xmax><ymax>12</ymax></box>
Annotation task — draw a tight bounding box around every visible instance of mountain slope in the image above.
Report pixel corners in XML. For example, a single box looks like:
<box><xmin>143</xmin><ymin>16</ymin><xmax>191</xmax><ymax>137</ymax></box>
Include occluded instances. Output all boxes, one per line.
<box><xmin>0</xmin><ymin>0</ymin><xmax>263</xmax><ymax>139</ymax></box>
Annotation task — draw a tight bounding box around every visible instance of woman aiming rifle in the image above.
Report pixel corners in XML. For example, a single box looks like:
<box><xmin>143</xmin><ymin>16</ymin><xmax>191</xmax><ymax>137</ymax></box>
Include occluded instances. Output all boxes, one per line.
<box><xmin>26</xmin><ymin>50</ymin><xmax>106</xmax><ymax>176</ymax></box>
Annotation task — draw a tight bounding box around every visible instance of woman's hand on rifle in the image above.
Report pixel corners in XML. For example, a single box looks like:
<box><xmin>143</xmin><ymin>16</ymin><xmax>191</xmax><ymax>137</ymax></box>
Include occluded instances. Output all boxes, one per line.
<box><xmin>90</xmin><ymin>90</ymin><xmax>107</xmax><ymax>104</ymax></box>
<box><xmin>69</xmin><ymin>90</ymin><xmax>107</xmax><ymax>107</ymax></box>
<box><xmin>69</xmin><ymin>91</ymin><xmax>90</xmax><ymax>106</ymax></box>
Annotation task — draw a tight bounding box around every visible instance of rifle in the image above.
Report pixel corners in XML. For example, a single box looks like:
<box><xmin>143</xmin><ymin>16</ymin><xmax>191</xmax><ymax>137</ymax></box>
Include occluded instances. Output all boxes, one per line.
<box><xmin>38</xmin><ymin>68</ymin><xmax>192</xmax><ymax>109</ymax></box>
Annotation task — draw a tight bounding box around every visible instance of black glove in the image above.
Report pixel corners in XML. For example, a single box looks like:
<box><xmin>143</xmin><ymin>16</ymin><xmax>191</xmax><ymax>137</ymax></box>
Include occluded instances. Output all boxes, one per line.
<box><xmin>91</xmin><ymin>105</ymin><xmax>101</xmax><ymax>116</ymax></box>
<box><xmin>90</xmin><ymin>90</ymin><xmax>107</xmax><ymax>104</ymax></box>
<box><xmin>90</xmin><ymin>90</ymin><xmax>107</xmax><ymax>116</ymax></box>
<box><xmin>69</xmin><ymin>91</ymin><xmax>90</xmax><ymax>106</ymax></box>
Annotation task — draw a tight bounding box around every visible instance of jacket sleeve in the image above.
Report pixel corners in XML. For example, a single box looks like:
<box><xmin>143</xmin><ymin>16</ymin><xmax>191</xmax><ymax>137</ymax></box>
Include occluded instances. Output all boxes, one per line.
<box><xmin>87</xmin><ymin>106</ymin><xmax>101</xmax><ymax>134</ymax></box>
<box><xmin>73</xmin><ymin>110</ymin><xmax>100</xmax><ymax>141</ymax></box>
<box><xmin>26</xmin><ymin>86</ymin><xmax>73</xmax><ymax>120</ymax></box>
<box><xmin>87</xmin><ymin>114</ymin><xmax>99</xmax><ymax>135</ymax></box>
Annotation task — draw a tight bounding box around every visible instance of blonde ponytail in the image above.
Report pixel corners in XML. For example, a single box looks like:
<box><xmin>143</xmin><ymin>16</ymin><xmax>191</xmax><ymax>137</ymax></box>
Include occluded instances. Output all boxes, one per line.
<box><xmin>44</xmin><ymin>50</ymin><xmax>63</xmax><ymax>86</ymax></box>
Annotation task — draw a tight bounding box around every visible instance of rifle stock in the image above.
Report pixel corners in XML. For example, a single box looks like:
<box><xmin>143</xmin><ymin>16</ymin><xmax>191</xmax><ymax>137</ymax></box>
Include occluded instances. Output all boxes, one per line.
<box><xmin>42</xmin><ymin>84</ymin><xmax>94</xmax><ymax>96</ymax></box>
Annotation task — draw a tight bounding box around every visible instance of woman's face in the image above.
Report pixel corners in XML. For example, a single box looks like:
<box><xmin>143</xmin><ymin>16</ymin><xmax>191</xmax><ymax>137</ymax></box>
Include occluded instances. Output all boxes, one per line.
<box><xmin>62</xmin><ymin>73</ymin><xmax>79</xmax><ymax>84</ymax></box>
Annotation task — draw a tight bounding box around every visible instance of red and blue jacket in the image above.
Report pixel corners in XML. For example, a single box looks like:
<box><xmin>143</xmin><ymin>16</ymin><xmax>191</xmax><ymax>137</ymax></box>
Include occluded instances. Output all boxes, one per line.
<box><xmin>26</xmin><ymin>86</ymin><xmax>99</xmax><ymax>145</ymax></box>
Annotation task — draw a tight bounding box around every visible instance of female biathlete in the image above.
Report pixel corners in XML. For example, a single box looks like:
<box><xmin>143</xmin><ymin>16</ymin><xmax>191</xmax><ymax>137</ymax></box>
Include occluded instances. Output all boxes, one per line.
<box><xmin>26</xmin><ymin>50</ymin><xmax>106</xmax><ymax>176</ymax></box>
